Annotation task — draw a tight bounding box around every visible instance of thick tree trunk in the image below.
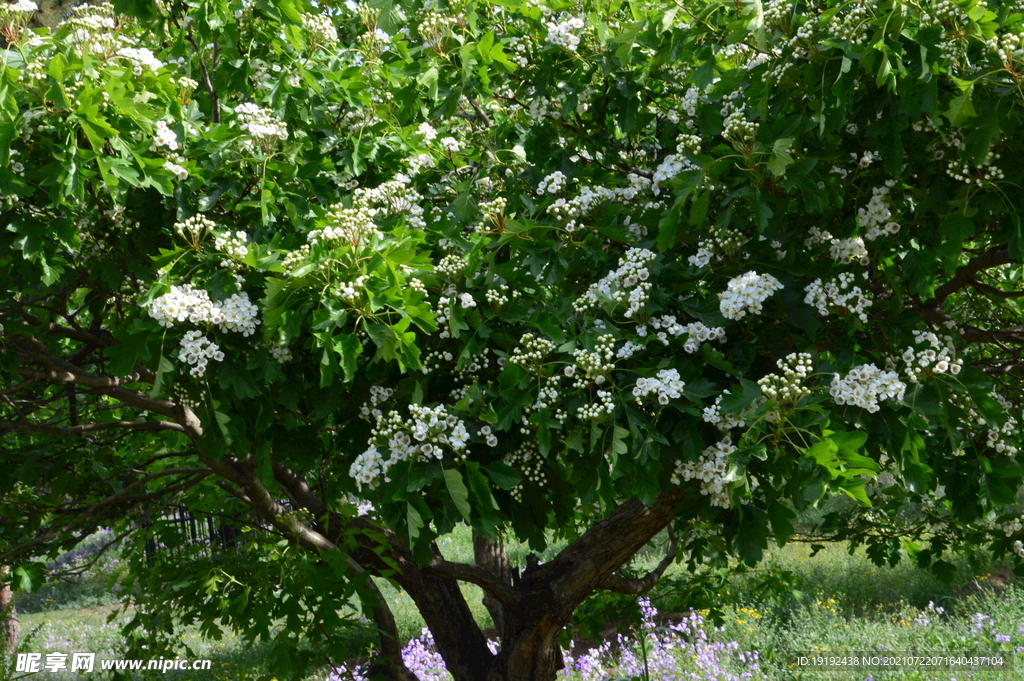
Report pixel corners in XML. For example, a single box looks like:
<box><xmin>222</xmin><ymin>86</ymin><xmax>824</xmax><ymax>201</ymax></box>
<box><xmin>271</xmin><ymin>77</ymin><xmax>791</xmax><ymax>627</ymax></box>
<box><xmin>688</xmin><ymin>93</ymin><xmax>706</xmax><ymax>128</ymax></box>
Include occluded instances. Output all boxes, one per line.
<box><xmin>473</xmin><ymin>533</ymin><xmax>512</xmax><ymax>637</ymax></box>
<box><xmin>473</xmin><ymin>490</ymin><xmax>684</xmax><ymax>681</ymax></box>
<box><xmin>402</xmin><ymin>556</ymin><xmax>494</xmax><ymax>681</ymax></box>
<box><xmin>0</xmin><ymin>565</ymin><xmax>17</xmax><ymax>653</ymax></box>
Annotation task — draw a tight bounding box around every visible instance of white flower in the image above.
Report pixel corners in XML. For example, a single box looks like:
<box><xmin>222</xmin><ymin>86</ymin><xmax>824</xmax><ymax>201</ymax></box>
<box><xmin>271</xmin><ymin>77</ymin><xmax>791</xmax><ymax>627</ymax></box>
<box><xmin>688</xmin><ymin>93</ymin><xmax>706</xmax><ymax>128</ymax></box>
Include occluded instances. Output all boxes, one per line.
<box><xmin>719</xmin><ymin>272</ymin><xmax>784</xmax><ymax>320</ymax></box>
<box><xmin>439</xmin><ymin>136</ymin><xmax>463</xmax><ymax>153</ymax></box>
<box><xmin>417</xmin><ymin>122</ymin><xmax>437</xmax><ymax>141</ymax></box>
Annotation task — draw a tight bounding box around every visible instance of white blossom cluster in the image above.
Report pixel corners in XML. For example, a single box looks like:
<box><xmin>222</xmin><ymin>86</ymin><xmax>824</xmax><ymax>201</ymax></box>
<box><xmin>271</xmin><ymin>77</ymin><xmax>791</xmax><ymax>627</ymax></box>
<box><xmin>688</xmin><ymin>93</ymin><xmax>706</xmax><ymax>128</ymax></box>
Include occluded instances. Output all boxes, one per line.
<box><xmin>857</xmin><ymin>181</ymin><xmax>901</xmax><ymax>241</ymax></box>
<box><xmin>804</xmin><ymin>272</ymin><xmax>873</xmax><ymax>322</ymax></box>
<box><xmin>898</xmin><ymin>330</ymin><xmax>961</xmax><ymax>382</ymax></box>
<box><xmin>829</xmin><ymin>364</ymin><xmax>906</xmax><ymax>412</ymax></box>
<box><xmin>616</xmin><ymin>340</ymin><xmax>643</xmax><ymax>359</ymax></box>
<box><xmin>757</xmin><ymin>353</ymin><xmax>813</xmax><ymax>406</ymax></box>
<box><xmin>214</xmin><ymin>292</ymin><xmax>261</xmax><ymax>336</ymax></box>
<box><xmin>301</xmin><ymin>13</ymin><xmax>338</xmax><ymax>47</ymax></box>
<box><xmin>3</xmin><ymin>1</ymin><xmax>37</xmax><ymax>13</ymax></box>
<box><xmin>504</xmin><ymin>442</ymin><xmax>546</xmax><ymax>502</ymax></box>
<box><xmin>150</xmin><ymin>284</ymin><xmax>217</xmax><ymax>327</ymax></box>
<box><xmin>153</xmin><ymin>120</ymin><xmax>179</xmax><ymax>150</ymax></box>
<box><xmin>947</xmin><ymin>150</ymin><xmax>1005</xmax><ymax>186</ymax></box>
<box><xmin>510</xmin><ymin>333</ymin><xmax>556</xmax><ymax>367</ymax></box>
<box><xmin>719</xmin><ymin>271</ymin><xmax>784</xmax><ymax>320</ymax></box>
<box><xmin>528</xmin><ymin>374</ymin><xmax>562</xmax><ymax>412</ymax></box>
<box><xmin>652</xmin><ymin>154</ymin><xmax>699</xmax><ymax>194</ymax></box>
<box><xmin>486</xmin><ymin>283</ymin><xmax>519</xmax><ymax>306</ymax></box>
<box><xmin>537</xmin><ymin>171</ymin><xmax>567</xmax><ymax>195</ymax></box>
<box><xmin>824</xmin><ymin>1</ymin><xmax>871</xmax><ymax>45</ymax></box>
<box><xmin>546</xmin><ymin>175</ymin><xmax>652</xmax><ymax>234</ymax></box>
<box><xmin>687</xmin><ymin>228</ymin><xmax>747</xmax><ymax>268</ymax></box>
<box><xmin>570</xmin><ymin>334</ymin><xmax>616</xmax><ymax>387</ymax></box>
<box><xmin>64</xmin><ymin>5</ymin><xmax>120</xmax><ymax>54</ymax></box>
<box><xmin>415</xmin><ymin>120</ymin><xmax>436</xmax><ymax>140</ymax></box>
<box><xmin>999</xmin><ymin>515</ymin><xmax>1024</xmax><ymax>537</ymax></box>
<box><xmin>307</xmin><ymin>205</ymin><xmax>381</xmax><ymax>245</ymax></box>
<box><xmin>987</xmin><ymin>31</ymin><xmax>1024</xmax><ymax>70</ymax></box>
<box><xmin>545</xmin><ymin>15</ymin><xmax>585</xmax><ymax>51</ymax></box>
<box><xmin>234</xmin><ymin>103</ymin><xmax>289</xmax><ymax>145</ymax></box>
<box><xmin>577</xmin><ymin>389</ymin><xmax>615</xmax><ymax>419</ymax></box>
<box><xmin>723</xmin><ymin>110</ymin><xmax>758</xmax><ymax>146</ymax></box>
<box><xmin>359</xmin><ymin>385</ymin><xmax>395</xmax><ymax>420</ymax></box>
<box><xmin>681</xmin><ymin>322</ymin><xmax>726</xmax><ymax>354</ymax></box>
<box><xmin>829</xmin><ymin>236</ymin><xmax>869</xmax><ymax>265</ymax></box>
<box><xmin>985</xmin><ymin>391</ymin><xmax>1019</xmax><ymax>456</ymax></box>
<box><xmin>804</xmin><ymin>225</ymin><xmax>833</xmax><ymax>248</ymax></box>
<box><xmin>643</xmin><ymin>315</ymin><xmax>684</xmax><ymax>346</ymax></box>
<box><xmin>439</xmin><ymin>136</ymin><xmax>463</xmax><ymax>153</ymax></box>
<box><xmin>702</xmin><ymin>392</ymin><xmax>756</xmax><ymax>431</ymax></box>
<box><xmin>435</xmin><ymin>254</ymin><xmax>465</xmax><ymax>278</ymax></box>
<box><xmin>282</xmin><ymin>245</ymin><xmax>311</xmax><ymax>275</ymax></box>
<box><xmin>1014</xmin><ymin>540</ymin><xmax>1024</xmax><ymax>559</ymax></box>
<box><xmin>163</xmin><ymin>157</ymin><xmax>189</xmax><ymax>181</ymax></box>
<box><xmin>417</xmin><ymin>10</ymin><xmax>457</xmax><ymax>47</ymax></box>
<box><xmin>269</xmin><ymin>343</ymin><xmax>293</xmax><ymax>363</ymax></box>
<box><xmin>671</xmin><ymin>438</ymin><xmax>736</xmax><ymax>508</ymax></box>
<box><xmin>214</xmin><ymin>230</ymin><xmax>248</xmax><ymax>264</ymax></box>
<box><xmin>174</xmin><ymin>215</ymin><xmax>216</xmax><ymax>241</ymax></box>
<box><xmin>117</xmin><ymin>47</ymin><xmax>163</xmax><ymax>76</ymax></box>
<box><xmin>632</xmin><ymin>368</ymin><xmax>685</xmax><ymax>406</ymax></box>
<box><xmin>149</xmin><ymin>285</ymin><xmax>260</xmax><ymax>336</ymax></box>
<box><xmin>340</xmin><ymin>274</ymin><xmax>369</xmax><ymax>303</ymax></box>
<box><xmin>349</xmin><ymin>404</ymin><xmax>474</xmax><ymax>491</ymax></box>
<box><xmin>573</xmin><ymin>247</ymin><xmax>657</xmax><ymax>317</ymax></box>
<box><xmin>177</xmin><ymin>330</ymin><xmax>224</xmax><ymax>377</ymax></box>
<box><xmin>479</xmin><ymin>196</ymin><xmax>507</xmax><ymax>224</ymax></box>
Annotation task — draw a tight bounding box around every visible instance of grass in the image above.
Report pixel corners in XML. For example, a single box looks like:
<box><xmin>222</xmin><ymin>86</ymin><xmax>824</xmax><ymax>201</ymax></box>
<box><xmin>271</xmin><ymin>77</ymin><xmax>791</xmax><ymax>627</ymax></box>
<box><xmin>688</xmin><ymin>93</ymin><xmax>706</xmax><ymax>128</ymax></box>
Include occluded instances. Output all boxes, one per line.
<box><xmin>7</xmin><ymin>526</ymin><xmax>1024</xmax><ymax>680</ymax></box>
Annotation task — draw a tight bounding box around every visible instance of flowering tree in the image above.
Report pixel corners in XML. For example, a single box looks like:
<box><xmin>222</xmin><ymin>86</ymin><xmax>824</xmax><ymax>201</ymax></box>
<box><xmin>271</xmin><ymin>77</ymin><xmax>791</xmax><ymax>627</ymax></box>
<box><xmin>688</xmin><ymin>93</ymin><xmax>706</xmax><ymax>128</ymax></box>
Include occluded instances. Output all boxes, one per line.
<box><xmin>4</xmin><ymin>0</ymin><xmax>1024</xmax><ymax>678</ymax></box>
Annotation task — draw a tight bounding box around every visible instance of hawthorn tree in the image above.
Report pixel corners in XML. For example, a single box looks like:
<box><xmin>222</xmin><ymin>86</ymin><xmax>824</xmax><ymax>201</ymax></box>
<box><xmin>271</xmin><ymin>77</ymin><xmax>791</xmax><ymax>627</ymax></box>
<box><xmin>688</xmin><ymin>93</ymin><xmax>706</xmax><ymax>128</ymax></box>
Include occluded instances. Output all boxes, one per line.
<box><xmin>4</xmin><ymin>0</ymin><xmax>1024</xmax><ymax>678</ymax></box>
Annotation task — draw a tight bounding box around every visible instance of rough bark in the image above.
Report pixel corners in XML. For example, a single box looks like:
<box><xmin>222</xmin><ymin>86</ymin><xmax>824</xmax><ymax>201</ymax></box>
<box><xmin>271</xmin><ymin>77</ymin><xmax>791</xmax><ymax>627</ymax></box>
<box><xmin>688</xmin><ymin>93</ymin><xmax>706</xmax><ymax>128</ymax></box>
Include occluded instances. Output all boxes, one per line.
<box><xmin>481</xmin><ymin>489</ymin><xmax>686</xmax><ymax>681</ymax></box>
<box><xmin>473</xmin><ymin>533</ymin><xmax>513</xmax><ymax>637</ymax></box>
<box><xmin>0</xmin><ymin>565</ymin><xmax>17</xmax><ymax>653</ymax></box>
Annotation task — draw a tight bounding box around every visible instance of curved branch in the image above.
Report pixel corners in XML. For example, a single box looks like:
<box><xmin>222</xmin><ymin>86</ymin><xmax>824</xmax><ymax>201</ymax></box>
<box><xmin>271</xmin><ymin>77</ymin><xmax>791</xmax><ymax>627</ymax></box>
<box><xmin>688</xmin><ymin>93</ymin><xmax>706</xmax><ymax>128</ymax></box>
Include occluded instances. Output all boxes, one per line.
<box><xmin>425</xmin><ymin>560</ymin><xmax>519</xmax><ymax>607</ymax></box>
<box><xmin>597</xmin><ymin>525</ymin><xmax>679</xmax><ymax>595</ymax></box>
<box><xmin>1</xmin><ymin>420</ymin><xmax>185</xmax><ymax>436</ymax></box>
<box><xmin>931</xmin><ymin>246</ymin><xmax>1011</xmax><ymax>303</ymax></box>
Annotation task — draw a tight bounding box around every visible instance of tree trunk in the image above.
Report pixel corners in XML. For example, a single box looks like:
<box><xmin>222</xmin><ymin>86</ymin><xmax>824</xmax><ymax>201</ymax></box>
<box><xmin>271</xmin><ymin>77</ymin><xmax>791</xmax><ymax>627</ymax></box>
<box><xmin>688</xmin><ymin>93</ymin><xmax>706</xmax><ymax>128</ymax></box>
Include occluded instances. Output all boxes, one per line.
<box><xmin>468</xmin><ymin>490</ymin><xmax>684</xmax><ymax>681</ymax></box>
<box><xmin>401</xmin><ymin>558</ymin><xmax>494</xmax><ymax>681</ymax></box>
<box><xmin>473</xmin><ymin>533</ymin><xmax>512</xmax><ymax>637</ymax></box>
<box><xmin>0</xmin><ymin>565</ymin><xmax>17</xmax><ymax>653</ymax></box>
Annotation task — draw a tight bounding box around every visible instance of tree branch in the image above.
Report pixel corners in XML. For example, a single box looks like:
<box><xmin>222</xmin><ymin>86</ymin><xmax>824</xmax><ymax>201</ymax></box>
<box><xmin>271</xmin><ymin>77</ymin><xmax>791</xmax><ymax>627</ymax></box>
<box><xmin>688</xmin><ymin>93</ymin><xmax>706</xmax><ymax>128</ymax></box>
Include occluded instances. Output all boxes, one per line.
<box><xmin>928</xmin><ymin>246</ymin><xmax>1011</xmax><ymax>304</ymax></box>
<box><xmin>425</xmin><ymin>560</ymin><xmax>519</xmax><ymax>607</ymax></box>
<box><xmin>597</xmin><ymin>525</ymin><xmax>679</xmax><ymax>595</ymax></box>
<box><xmin>1</xmin><ymin>420</ymin><xmax>186</xmax><ymax>436</ymax></box>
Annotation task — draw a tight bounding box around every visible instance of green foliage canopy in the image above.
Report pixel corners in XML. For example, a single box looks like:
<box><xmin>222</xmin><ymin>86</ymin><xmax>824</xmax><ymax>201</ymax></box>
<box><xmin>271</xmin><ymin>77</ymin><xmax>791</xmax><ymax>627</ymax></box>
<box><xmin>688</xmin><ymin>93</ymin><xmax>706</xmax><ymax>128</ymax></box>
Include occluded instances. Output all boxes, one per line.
<box><xmin>4</xmin><ymin>0</ymin><xmax>1024</xmax><ymax>677</ymax></box>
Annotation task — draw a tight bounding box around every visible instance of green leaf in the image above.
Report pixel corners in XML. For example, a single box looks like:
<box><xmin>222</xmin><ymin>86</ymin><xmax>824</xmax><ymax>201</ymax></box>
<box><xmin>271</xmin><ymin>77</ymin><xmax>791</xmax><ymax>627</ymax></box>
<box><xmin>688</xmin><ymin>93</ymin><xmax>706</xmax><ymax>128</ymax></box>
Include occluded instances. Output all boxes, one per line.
<box><xmin>484</xmin><ymin>462</ymin><xmax>521</xmax><ymax>490</ymax></box>
<box><xmin>688</xmin><ymin>190</ymin><xmax>710</xmax><ymax>227</ymax></box>
<box><xmin>767</xmin><ymin>138</ymin><xmax>795</xmax><ymax>177</ymax></box>
<box><xmin>443</xmin><ymin>469</ymin><xmax>472</xmax><ymax>522</ymax></box>
<box><xmin>719</xmin><ymin>379</ymin><xmax>761</xmax><ymax>415</ymax></box>
<box><xmin>945</xmin><ymin>89</ymin><xmax>976</xmax><ymax>126</ymax></box>
<box><xmin>149</xmin><ymin>354</ymin><xmax>174</xmax><ymax>398</ymax></box>
<box><xmin>333</xmin><ymin>334</ymin><xmax>363</xmax><ymax>383</ymax></box>
<box><xmin>805</xmin><ymin>439</ymin><xmax>838</xmax><ymax>468</ymax></box>
<box><xmin>838</xmin><ymin>480</ymin><xmax>872</xmax><ymax>507</ymax></box>
<box><xmin>407</xmin><ymin>502</ymin><xmax>424</xmax><ymax>541</ymax></box>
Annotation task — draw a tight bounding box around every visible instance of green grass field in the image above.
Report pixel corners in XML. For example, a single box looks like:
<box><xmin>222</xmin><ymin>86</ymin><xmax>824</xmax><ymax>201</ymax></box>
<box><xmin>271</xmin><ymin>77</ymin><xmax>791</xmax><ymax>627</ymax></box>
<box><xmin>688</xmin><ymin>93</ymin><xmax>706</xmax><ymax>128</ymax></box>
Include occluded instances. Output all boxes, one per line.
<box><xmin>7</xmin><ymin>526</ymin><xmax>1024</xmax><ymax>680</ymax></box>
